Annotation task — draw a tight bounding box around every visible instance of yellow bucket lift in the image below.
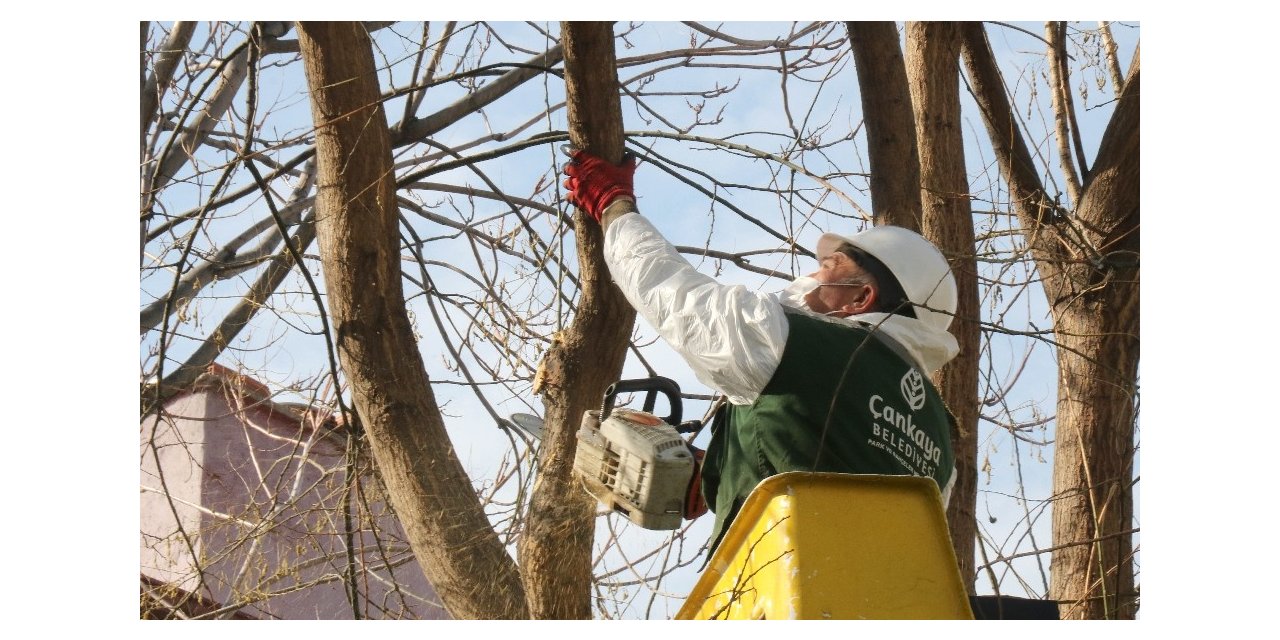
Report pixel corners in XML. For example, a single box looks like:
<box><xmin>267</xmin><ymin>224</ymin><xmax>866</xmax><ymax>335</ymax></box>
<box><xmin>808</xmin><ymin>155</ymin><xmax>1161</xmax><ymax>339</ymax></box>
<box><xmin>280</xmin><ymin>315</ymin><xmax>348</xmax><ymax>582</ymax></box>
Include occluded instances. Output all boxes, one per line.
<box><xmin>677</xmin><ymin>472</ymin><xmax>973</xmax><ymax>620</ymax></box>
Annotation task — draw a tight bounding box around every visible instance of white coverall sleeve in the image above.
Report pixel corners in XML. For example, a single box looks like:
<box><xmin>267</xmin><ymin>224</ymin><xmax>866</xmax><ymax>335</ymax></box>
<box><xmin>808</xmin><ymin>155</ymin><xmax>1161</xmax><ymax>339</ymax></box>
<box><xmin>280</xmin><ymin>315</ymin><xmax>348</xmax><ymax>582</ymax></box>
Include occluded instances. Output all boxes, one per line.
<box><xmin>603</xmin><ymin>210</ymin><xmax>789</xmax><ymax>405</ymax></box>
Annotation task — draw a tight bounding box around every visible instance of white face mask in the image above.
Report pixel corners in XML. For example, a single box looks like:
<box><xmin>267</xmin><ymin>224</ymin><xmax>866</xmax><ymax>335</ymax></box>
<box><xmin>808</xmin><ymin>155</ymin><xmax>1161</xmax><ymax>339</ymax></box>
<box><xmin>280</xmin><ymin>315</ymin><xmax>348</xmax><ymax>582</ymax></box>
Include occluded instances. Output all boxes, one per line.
<box><xmin>779</xmin><ymin>275</ymin><xmax>820</xmax><ymax>310</ymax></box>
<box><xmin>780</xmin><ymin>275</ymin><xmax>870</xmax><ymax>315</ymax></box>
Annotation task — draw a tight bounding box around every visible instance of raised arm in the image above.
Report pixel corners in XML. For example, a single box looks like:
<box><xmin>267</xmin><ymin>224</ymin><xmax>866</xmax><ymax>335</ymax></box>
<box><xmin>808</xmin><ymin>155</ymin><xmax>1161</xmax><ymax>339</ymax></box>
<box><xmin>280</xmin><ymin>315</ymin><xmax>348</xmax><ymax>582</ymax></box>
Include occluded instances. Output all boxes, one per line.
<box><xmin>563</xmin><ymin>150</ymin><xmax>788</xmax><ymax>403</ymax></box>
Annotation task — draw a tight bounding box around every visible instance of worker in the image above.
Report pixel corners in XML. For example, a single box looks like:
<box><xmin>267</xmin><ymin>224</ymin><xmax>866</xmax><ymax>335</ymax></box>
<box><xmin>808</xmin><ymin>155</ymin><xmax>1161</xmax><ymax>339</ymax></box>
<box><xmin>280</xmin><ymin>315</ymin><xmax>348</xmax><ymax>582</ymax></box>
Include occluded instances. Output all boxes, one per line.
<box><xmin>563</xmin><ymin>148</ymin><xmax>960</xmax><ymax>554</ymax></box>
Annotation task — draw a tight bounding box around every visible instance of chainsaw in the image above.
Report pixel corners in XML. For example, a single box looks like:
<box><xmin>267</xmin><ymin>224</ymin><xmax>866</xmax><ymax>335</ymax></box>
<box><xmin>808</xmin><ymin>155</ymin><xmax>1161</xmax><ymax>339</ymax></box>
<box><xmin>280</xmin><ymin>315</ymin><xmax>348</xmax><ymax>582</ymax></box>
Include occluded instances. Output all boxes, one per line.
<box><xmin>509</xmin><ymin>376</ymin><xmax>709</xmax><ymax>530</ymax></box>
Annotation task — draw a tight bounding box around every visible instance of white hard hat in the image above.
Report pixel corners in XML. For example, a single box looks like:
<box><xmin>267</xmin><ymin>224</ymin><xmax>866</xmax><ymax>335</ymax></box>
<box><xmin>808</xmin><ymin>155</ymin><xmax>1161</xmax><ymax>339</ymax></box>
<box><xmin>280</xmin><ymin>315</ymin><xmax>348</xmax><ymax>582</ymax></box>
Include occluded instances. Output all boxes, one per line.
<box><xmin>816</xmin><ymin>225</ymin><xmax>958</xmax><ymax>331</ymax></box>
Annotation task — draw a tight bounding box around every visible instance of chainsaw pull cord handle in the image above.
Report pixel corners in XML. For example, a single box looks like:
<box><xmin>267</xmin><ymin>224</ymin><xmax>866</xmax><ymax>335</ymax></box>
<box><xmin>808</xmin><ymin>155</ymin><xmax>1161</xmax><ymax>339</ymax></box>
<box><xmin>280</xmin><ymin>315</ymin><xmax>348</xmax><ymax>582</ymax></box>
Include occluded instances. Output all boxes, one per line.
<box><xmin>599</xmin><ymin>376</ymin><xmax>683</xmax><ymax>426</ymax></box>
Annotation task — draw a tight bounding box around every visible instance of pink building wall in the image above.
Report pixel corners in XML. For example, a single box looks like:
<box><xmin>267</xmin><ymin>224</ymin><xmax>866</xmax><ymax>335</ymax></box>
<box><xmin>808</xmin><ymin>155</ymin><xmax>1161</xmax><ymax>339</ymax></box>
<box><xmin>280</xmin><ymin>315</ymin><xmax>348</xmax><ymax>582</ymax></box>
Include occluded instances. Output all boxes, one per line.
<box><xmin>141</xmin><ymin>367</ymin><xmax>450</xmax><ymax>619</ymax></box>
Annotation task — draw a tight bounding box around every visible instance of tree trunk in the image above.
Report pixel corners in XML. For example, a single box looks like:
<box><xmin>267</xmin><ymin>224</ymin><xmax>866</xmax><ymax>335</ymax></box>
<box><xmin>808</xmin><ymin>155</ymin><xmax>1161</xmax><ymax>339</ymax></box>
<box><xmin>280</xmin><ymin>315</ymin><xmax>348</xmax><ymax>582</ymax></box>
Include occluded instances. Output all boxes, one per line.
<box><xmin>518</xmin><ymin>21</ymin><xmax>636</xmax><ymax>620</ymax></box>
<box><xmin>295</xmin><ymin>21</ymin><xmax>528</xmax><ymax>620</ymax></box>
<box><xmin>904</xmin><ymin>21</ymin><xmax>979</xmax><ymax>592</ymax></box>
<box><xmin>847</xmin><ymin>21</ymin><xmax>922</xmax><ymax>229</ymax></box>
<box><xmin>961</xmin><ymin>22</ymin><xmax>1140</xmax><ymax>619</ymax></box>
<box><xmin>1048</xmin><ymin>53</ymin><xmax>1140</xmax><ymax>620</ymax></box>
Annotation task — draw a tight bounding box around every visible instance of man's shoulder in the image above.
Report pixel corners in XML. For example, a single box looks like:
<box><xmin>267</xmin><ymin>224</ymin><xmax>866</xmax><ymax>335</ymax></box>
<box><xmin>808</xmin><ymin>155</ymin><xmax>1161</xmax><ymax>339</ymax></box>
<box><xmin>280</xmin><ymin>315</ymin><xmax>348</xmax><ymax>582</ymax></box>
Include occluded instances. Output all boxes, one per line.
<box><xmin>780</xmin><ymin>308</ymin><xmax>921</xmax><ymax>369</ymax></box>
<box><xmin>781</xmin><ymin>306</ymin><xmax>876</xmax><ymax>335</ymax></box>
<box><xmin>778</xmin><ymin>308</ymin><xmax>881</xmax><ymax>358</ymax></box>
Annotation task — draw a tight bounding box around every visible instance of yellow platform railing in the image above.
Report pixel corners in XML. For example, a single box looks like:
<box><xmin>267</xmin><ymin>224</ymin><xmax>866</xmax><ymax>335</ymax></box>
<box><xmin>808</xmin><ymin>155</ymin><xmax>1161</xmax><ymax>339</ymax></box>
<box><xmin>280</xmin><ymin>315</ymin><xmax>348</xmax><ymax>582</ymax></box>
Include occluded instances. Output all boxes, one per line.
<box><xmin>677</xmin><ymin>472</ymin><xmax>973</xmax><ymax>620</ymax></box>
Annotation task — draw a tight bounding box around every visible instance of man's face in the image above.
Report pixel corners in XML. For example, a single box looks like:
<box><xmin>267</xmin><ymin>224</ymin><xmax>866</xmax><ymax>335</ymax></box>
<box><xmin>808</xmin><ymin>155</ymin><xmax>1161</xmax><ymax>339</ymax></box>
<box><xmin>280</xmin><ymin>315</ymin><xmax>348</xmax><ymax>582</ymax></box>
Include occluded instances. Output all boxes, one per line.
<box><xmin>803</xmin><ymin>252</ymin><xmax>873</xmax><ymax>316</ymax></box>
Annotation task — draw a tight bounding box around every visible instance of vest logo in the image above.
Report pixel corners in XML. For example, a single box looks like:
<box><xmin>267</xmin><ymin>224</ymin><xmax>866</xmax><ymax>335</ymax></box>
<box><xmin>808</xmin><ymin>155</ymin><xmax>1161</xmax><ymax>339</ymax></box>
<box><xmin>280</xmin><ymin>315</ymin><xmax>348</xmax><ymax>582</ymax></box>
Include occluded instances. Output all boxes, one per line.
<box><xmin>900</xmin><ymin>369</ymin><xmax>926</xmax><ymax>411</ymax></box>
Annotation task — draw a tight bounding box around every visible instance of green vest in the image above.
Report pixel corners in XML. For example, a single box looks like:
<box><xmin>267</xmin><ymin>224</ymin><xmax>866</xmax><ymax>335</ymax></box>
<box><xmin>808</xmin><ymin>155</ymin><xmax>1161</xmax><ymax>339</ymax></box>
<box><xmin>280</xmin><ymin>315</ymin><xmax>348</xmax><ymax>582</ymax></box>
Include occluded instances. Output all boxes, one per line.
<box><xmin>701</xmin><ymin>308</ymin><xmax>956</xmax><ymax>554</ymax></box>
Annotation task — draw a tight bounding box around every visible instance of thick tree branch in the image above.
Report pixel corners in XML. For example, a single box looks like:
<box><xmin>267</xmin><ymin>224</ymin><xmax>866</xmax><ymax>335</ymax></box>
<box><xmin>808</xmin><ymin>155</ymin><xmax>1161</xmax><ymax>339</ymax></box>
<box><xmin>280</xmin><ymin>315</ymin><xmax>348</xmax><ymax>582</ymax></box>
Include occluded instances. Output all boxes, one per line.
<box><xmin>295</xmin><ymin>20</ymin><xmax>528</xmax><ymax>620</ymax></box>
<box><xmin>847</xmin><ymin>21</ymin><xmax>922</xmax><ymax>229</ymax></box>
<box><xmin>393</xmin><ymin>45</ymin><xmax>564</xmax><ymax>146</ymax></box>
<box><xmin>141</xmin><ymin>22</ymin><xmax>196</xmax><ymax>151</ymax></box>
<box><xmin>519</xmin><ymin>21</ymin><xmax>635</xmax><ymax>620</ymax></box>
<box><xmin>1079</xmin><ymin>56</ymin><xmax>1139</xmax><ymax>263</ymax></box>
<box><xmin>905</xmin><ymin>20</ymin><xmax>979</xmax><ymax>593</ymax></box>
<box><xmin>1099</xmin><ymin>22</ymin><xmax>1126</xmax><ymax>95</ymax></box>
<box><xmin>961</xmin><ymin>23</ymin><xmax>1063</xmax><ymax>230</ymax></box>
<box><xmin>153</xmin><ymin>40</ymin><xmax>250</xmax><ymax>189</ymax></box>
<box><xmin>1045</xmin><ymin>22</ymin><xmax>1085</xmax><ymax>206</ymax></box>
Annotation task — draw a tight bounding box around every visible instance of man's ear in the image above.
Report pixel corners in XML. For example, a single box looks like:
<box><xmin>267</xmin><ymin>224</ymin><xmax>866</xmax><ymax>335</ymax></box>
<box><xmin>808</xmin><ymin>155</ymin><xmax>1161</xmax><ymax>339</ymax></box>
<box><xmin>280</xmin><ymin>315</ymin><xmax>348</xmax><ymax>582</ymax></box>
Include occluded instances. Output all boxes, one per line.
<box><xmin>839</xmin><ymin>283</ymin><xmax>877</xmax><ymax>315</ymax></box>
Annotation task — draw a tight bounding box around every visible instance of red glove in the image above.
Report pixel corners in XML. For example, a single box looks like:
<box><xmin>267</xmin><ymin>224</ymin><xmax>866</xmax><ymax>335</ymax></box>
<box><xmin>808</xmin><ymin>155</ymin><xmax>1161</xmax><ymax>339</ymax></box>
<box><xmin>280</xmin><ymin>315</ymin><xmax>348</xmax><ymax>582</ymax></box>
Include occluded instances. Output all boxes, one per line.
<box><xmin>562</xmin><ymin>149</ymin><xmax>636</xmax><ymax>223</ymax></box>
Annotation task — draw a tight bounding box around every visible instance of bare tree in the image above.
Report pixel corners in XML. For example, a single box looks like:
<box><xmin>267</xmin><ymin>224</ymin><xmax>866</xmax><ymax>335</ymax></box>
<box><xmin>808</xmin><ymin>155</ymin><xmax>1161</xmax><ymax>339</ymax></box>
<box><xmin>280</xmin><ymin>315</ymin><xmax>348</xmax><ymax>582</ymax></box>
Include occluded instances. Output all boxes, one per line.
<box><xmin>518</xmin><ymin>21</ymin><xmax>635</xmax><ymax>619</ymax></box>
<box><xmin>904</xmin><ymin>21</ymin><xmax>981</xmax><ymax>591</ymax></box>
<box><xmin>846</xmin><ymin>24</ymin><xmax>983</xmax><ymax>591</ymax></box>
<box><xmin>140</xmin><ymin>21</ymin><xmax>1139</xmax><ymax>619</ymax></box>
<box><xmin>961</xmin><ymin>22</ymin><xmax>1140</xmax><ymax>619</ymax></box>
<box><xmin>294</xmin><ymin>21</ymin><xmax>528</xmax><ymax>618</ymax></box>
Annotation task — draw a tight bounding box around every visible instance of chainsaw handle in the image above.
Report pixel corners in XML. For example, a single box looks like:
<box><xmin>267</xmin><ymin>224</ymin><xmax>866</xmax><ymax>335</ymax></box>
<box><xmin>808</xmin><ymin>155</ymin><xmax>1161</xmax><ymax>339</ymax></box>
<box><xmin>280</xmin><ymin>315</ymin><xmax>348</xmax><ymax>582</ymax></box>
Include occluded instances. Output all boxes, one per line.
<box><xmin>601</xmin><ymin>376</ymin><xmax>682</xmax><ymax>426</ymax></box>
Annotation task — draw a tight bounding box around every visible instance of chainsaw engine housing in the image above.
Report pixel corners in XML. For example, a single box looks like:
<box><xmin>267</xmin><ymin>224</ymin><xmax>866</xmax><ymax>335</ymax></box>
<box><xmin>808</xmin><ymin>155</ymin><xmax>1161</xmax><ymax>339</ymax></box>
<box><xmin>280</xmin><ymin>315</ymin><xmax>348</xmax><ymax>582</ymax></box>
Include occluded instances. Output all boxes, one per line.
<box><xmin>574</xmin><ymin>408</ymin><xmax>695</xmax><ymax>530</ymax></box>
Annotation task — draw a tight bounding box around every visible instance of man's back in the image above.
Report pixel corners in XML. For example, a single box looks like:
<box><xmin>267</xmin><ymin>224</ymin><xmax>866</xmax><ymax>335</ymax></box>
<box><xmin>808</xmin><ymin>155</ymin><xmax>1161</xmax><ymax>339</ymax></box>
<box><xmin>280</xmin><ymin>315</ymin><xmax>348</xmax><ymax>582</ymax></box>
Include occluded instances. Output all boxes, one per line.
<box><xmin>701</xmin><ymin>308</ymin><xmax>956</xmax><ymax>552</ymax></box>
